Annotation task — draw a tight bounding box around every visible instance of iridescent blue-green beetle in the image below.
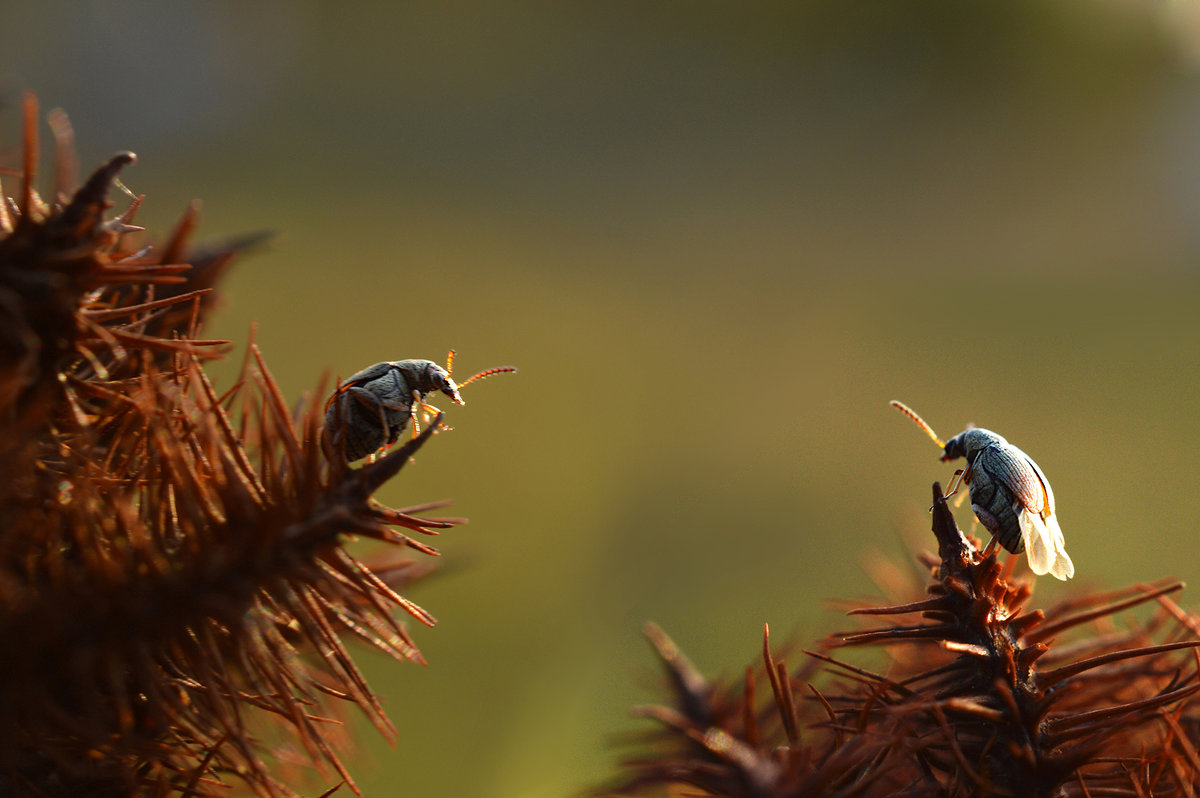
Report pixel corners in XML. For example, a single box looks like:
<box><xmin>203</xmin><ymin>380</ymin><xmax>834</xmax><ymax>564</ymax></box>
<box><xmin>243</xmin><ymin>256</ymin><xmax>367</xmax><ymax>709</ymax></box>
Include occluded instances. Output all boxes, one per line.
<box><xmin>891</xmin><ymin>401</ymin><xmax>1074</xmax><ymax>581</ymax></box>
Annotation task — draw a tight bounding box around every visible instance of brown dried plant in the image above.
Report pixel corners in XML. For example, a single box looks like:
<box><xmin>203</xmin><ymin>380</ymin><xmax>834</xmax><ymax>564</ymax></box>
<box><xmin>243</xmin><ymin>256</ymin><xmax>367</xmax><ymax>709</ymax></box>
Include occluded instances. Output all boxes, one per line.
<box><xmin>606</xmin><ymin>483</ymin><xmax>1200</xmax><ymax>797</ymax></box>
<box><xmin>0</xmin><ymin>95</ymin><xmax>469</xmax><ymax>797</ymax></box>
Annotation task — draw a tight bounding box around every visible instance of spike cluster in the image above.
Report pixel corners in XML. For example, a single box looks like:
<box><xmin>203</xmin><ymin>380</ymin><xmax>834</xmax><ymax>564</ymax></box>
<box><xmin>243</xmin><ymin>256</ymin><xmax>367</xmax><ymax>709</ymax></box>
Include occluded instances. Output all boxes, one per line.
<box><xmin>607</xmin><ymin>484</ymin><xmax>1200</xmax><ymax>796</ymax></box>
<box><xmin>0</xmin><ymin>96</ymin><xmax>464</xmax><ymax>796</ymax></box>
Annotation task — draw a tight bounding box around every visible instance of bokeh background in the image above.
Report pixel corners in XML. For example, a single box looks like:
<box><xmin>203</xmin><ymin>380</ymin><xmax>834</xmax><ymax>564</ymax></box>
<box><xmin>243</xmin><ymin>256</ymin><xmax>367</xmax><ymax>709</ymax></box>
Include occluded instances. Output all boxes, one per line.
<box><xmin>5</xmin><ymin>2</ymin><xmax>1200</xmax><ymax>795</ymax></box>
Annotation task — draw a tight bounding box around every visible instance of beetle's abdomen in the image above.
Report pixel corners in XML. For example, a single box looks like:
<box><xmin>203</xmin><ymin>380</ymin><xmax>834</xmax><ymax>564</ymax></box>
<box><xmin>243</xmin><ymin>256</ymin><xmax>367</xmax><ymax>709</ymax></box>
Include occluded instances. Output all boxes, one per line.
<box><xmin>325</xmin><ymin>385</ymin><xmax>413</xmax><ymax>462</ymax></box>
<box><xmin>982</xmin><ymin>486</ymin><xmax>1024</xmax><ymax>554</ymax></box>
<box><xmin>965</xmin><ymin>458</ymin><xmax>1024</xmax><ymax>554</ymax></box>
<box><xmin>338</xmin><ymin>411</ymin><xmax>407</xmax><ymax>462</ymax></box>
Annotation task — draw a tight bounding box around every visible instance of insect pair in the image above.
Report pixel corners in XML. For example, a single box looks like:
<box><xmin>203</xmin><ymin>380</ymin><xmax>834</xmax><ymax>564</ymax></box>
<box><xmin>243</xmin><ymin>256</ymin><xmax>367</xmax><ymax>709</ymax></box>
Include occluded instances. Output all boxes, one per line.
<box><xmin>325</xmin><ymin>351</ymin><xmax>515</xmax><ymax>463</ymax></box>
<box><xmin>891</xmin><ymin>401</ymin><xmax>1074</xmax><ymax>581</ymax></box>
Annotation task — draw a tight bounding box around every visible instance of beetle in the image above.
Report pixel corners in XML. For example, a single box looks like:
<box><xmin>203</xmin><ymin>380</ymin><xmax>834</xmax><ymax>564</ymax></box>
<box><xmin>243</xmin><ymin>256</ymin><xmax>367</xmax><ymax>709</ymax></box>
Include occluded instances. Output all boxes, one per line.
<box><xmin>890</xmin><ymin>401</ymin><xmax>1074</xmax><ymax>581</ymax></box>
<box><xmin>325</xmin><ymin>350</ymin><xmax>515</xmax><ymax>463</ymax></box>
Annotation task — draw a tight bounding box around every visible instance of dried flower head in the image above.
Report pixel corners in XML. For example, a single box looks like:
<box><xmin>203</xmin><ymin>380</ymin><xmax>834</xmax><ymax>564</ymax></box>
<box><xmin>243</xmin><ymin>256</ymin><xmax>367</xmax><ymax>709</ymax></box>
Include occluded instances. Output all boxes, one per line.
<box><xmin>0</xmin><ymin>94</ymin><xmax>476</xmax><ymax>797</ymax></box>
<box><xmin>606</xmin><ymin>482</ymin><xmax>1200</xmax><ymax>797</ymax></box>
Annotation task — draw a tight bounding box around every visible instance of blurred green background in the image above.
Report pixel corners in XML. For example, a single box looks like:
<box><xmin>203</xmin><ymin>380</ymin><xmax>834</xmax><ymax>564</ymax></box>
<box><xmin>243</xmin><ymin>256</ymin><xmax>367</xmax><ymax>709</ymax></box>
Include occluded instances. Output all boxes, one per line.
<box><xmin>5</xmin><ymin>2</ymin><xmax>1200</xmax><ymax>795</ymax></box>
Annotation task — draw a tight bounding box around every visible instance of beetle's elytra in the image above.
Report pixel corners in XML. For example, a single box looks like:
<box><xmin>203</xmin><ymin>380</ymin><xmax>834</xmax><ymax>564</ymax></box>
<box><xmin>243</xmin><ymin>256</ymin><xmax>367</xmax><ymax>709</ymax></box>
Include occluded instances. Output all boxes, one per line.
<box><xmin>325</xmin><ymin>351</ymin><xmax>515</xmax><ymax>463</ymax></box>
<box><xmin>891</xmin><ymin>401</ymin><xmax>1074</xmax><ymax>581</ymax></box>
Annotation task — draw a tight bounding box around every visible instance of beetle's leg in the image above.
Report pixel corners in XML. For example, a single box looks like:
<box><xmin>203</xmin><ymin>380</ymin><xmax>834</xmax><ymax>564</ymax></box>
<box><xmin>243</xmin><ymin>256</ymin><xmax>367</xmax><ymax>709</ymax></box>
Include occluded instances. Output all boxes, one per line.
<box><xmin>407</xmin><ymin>392</ymin><xmax>454</xmax><ymax>438</ymax></box>
<box><xmin>345</xmin><ymin>386</ymin><xmax>383</xmax><ymax>411</ymax></box>
<box><xmin>350</xmin><ymin>373</ymin><xmax>411</xmax><ymax>451</ymax></box>
<box><xmin>927</xmin><ymin>465</ymin><xmax>973</xmax><ymax>513</ymax></box>
<box><xmin>943</xmin><ymin>464</ymin><xmax>971</xmax><ymax>500</ymax></box>
<box><xmin>980</xmin><ymin>535</ymin><xmax>998</xmax><ymax>558</ymax></box>
<box><xmin>418</xmin><ymin>400</ymin><xmax>455</xmax><ymax>433</ymax></box>
<box><xmin>951</xmin><ymin>465</ymin><xmax>973</xmax><ymax>509</ymax></box>
<box><xmin>409</xmin><ymin>391</ymin><xmax>423</xmax><ymax>438</ymax></box>
<box><xmin>345</xmin><ymin>387</ymin><xmax>393</xmax><ymax>436</ymax></box>
<box><xmin>344</xmin><ymin>386</ymin><xmax>395</xmax><ymax>456</ymax></box>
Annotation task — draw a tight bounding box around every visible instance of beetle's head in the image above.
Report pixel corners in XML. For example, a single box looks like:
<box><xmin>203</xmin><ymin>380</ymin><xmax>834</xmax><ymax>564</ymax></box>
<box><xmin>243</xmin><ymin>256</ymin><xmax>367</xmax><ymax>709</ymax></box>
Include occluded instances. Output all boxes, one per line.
<box><xmin>422</xmin><ymin>362</ymin><xmax>465</xmax><ymax>405</ymax></box>
<box><xmin>403</xmin><ymin>351</ymin><xmax>516</xmax><ymax>408</ymax></box>
<box><xmin>393</xmin><ymin>360</ymin><xmax>464</xmax><ymax>404</ymax></box>
<box><xmin>941</xmin><ymin>427</ymin><xmax>1005</xmax><ymax>463</ymax></box>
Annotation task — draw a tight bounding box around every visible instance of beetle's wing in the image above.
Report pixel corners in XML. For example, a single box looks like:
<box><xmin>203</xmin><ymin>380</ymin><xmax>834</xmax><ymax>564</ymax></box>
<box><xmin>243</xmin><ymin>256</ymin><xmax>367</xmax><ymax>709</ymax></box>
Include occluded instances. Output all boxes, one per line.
<box><xmin>976</xmin><ymin>444</ymin><xmax>1048</xmax><ymax>516</ymax></box>
<box><xmin>1018</xmin><ymin>507</ymin><xmax>1074</xmax><ymax>581</ymax></box>
<box><xmin>1018</xmin><ymin>509</ymin><xmax>1053</xmax><ymax>576</ymax></box>
<box><xmin>1043</xmin><ymin>512</ymin><xmax>1073</xmax><ymax>580</ymax></box>
<box><xmin>325</xmin><ymin>362</ymin><xmax>395</xmax><ymax>415</ymax></box>
<box><xmin>343</xmin><ymin>361</ymin><xmax>399</xmax><ymax>386</ymax></box>
<box><xmin>1024</xmin><ymin>453</ymin><xmax>1056</xmax><ymax>518</ymax></box>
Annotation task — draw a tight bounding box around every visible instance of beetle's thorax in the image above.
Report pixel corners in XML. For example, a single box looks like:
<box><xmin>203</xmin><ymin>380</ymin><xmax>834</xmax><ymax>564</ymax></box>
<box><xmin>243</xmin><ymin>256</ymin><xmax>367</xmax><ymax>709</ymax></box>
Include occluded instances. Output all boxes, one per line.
<box><xmin>942</xmin><ymin>428</ymin><xmax>1006</xmax><ymax>464</ymax></box>
<box><xmin>395</xmin><ymin>361</ymin><xmax>460</xmax><ymax>403</ymax></box>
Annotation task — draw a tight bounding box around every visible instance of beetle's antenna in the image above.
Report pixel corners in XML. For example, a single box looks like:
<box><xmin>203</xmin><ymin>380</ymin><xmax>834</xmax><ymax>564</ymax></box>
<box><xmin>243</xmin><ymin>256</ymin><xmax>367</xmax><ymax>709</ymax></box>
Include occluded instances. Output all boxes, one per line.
<box><xmin>457</xmin><ymin>366</ymin><xmax>517</xmax><ymax>388</ymax></box>
<box><xmin>890</xmin><ymin>400</ymin><xmax>945</xmax><ymax>448</ymax></box>
<box><xmin>440</xmin><ymin>348</ymin><xmax>515</xmax><ymax>391</ymax></box>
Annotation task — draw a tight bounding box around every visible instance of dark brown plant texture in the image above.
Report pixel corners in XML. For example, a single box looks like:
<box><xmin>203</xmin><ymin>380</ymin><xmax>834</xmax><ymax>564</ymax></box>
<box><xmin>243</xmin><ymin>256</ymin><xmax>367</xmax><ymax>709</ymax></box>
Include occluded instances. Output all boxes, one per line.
<box><xmin>0</xmin><ymin>95</ymin><xmax>476</xmax><ymax>797</ymax></box>
<box><xmin>606</xmin><ymin>484</ymin><xmax>1200</xmax><ymax>797</ymax></box>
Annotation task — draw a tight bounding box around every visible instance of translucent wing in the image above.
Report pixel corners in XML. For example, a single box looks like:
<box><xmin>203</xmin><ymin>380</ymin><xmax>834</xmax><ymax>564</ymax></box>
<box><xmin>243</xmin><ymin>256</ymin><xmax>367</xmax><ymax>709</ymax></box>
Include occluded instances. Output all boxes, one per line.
<box><xmin>1019</xmin><ymin>509</ymin><xmax>1053</xmax><ymax>576</ymax></box>
<box><xmin>1018</xmin><ymin>507</ymin><xmax>1074</xmax><ymax>581</ymax></box>
<box><xmin>1043</xmin><ymin>512</ymin><xmax>1074</xmax><ymax>580</ymax></box>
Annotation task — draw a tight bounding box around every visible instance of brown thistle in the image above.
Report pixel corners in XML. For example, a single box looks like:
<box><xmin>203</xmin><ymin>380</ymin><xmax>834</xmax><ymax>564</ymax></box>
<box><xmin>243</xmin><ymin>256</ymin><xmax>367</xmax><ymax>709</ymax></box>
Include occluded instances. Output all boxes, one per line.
<box><xmin>0</xmin><ymin>95</ymin><xmax>471</xmax><ymax>796</ymax></box>
<box><xmin>606</xmin><ymin>483</ymin><xmax>1200</xmax><ymax>797</ymax></box>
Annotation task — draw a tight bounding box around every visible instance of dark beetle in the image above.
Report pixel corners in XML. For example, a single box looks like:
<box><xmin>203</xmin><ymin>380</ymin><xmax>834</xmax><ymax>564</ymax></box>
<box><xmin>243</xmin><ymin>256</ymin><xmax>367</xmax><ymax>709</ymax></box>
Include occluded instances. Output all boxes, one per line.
<box><xmin>891</xmin><ymin>401</ymin><xmax>1074</xmax><ymax>581</ymax></box>
<box><xmin>939</xmin><ymin>427</ymin><xmax>1072</xmax><ymax>580</ymax></box>
<box><xmin>325</xmin><ymin>352</ymin><xmax>515</xmax><ymax>463</ymax></box>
